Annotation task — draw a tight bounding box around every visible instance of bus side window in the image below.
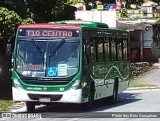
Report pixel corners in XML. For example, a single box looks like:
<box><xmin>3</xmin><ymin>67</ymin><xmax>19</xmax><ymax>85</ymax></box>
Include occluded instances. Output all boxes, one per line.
<box><xmin>153</xmin><ymin>27</ymin><xmax>159</xmax><ymax>46</ymax></box>
<box><xmin>111</xmin><ymin>38</ymin><xmax>116</xmax><ymax>61</ymax></box>
<box><xmin>104</xmin><ymin>37</ymin><xmax>110</xmax><ymax>61</ymax></box>
<box><xmin>90</xmin><ymin>38</ymin><xmax>96</xmax><ymax>63</ymax></box>
<box><xmin>97</xmin><ymin>37</ymin><xmax>104</xmax><ymax>62</ymax></box>
<box><xmin>123</xmin><ymin>39</ymin><xmax>128</xmax><ymax>60</ymax></box>
<box><xmin>117</xmin><ymin>38</ymin><xmax>123</xmax><ymax>61</ymax></box>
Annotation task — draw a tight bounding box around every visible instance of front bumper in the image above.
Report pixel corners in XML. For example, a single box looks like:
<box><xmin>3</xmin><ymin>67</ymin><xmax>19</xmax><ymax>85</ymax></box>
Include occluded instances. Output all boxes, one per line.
<box><xmin>12</xmin><ymin>87</ymin><xmax>82</xmax><ymax>103</ymax></box>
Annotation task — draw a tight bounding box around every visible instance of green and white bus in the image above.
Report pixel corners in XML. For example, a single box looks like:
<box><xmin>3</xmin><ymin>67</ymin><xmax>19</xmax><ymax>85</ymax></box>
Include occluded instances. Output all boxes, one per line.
<box><xmin>8</xmin><ymin>20</ymin><xmax>130</xmax><ymax>111</ymax></box>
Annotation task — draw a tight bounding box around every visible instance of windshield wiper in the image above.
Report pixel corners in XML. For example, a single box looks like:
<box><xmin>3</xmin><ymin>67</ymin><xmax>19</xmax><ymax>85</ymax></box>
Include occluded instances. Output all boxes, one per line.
<box><xmin>31</xmin><ymin>39</ymin><xmax>44</xmax><ymax>56</ymax></box>
<box><xmin>31</xmin><ymin>39</ymin><xmax>45</xmax><ymax>69</ymax></box>
<box><xmin>49</xmin><ymin>39</ymin><xmax>65</xmax><ymax>57</ymax></box>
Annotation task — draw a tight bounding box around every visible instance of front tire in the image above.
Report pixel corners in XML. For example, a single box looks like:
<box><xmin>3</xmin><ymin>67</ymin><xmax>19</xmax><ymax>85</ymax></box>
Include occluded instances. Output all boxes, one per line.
<box><xmin>81</xmin><ymin>84</ymin><xmax>94</xmax><ymax>111</ymax></box>
<box><xmin>26</xmin><ymin>102</ymin><xmax>35</xmax><ymax>112</ymax></box>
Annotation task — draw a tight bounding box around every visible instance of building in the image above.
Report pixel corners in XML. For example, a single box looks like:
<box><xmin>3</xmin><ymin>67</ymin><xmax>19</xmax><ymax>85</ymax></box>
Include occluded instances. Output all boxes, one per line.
<box><xmin>117</xmin><ymin>19</ymin><xmax>160</xmax><ymax>63</ymax></box>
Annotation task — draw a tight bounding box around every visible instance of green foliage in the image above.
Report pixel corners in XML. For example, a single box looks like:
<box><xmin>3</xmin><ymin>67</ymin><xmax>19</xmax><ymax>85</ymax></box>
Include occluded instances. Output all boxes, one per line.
<box><xmin>0</xmin><ymin>7</ymin><xmax>22</xmax><ymax>38</ymax></box>
<box><xmin>0</xmin><ymin>0</ymin><xmax>33</xmax><ymax>19</ymax></box>
<box><xmin>25</xmin><ymin>0</ymin><xmax>65</xmax><ymax>22</ymax></box>
<box><xmin>143</xmin><ymin>0</ymin><xmax>150</xmax><ymax>3</ymax></box>
<box><xmin>67</xmin><ymin>0</ymin><xmax>84</xmax><ymax>5</ymax></box>
<box><xmin>120</xmin><ymin>8</ymin><xmax>128</xmax><ymax>18</ymax></box>
<box><xmin>0</xmin><ymin>7</ymin><xmax>34</xmax><ymax>39</ymax></box>
<box><xmin>22</xmin><ymin>18</ymin><xmax>34</xmax><ymax>24</ymax></box>
<box><xmin>0</xmin><ymin>100</ymin><xmax>15</xmax><ymax>111</ymax></box>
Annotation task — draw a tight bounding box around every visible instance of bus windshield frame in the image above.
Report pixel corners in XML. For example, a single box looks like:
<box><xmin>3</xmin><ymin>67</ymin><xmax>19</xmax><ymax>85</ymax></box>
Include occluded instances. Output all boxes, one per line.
<box><xmin>15</xmin><ymin>27</ymin><xmax>80</xmax><ymax>78</ymax></box>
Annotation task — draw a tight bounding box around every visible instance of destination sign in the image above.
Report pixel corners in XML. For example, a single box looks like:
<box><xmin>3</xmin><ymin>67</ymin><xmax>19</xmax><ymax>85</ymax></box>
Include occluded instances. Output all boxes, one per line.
<box><xmin>18</xmin><ymin>28</ymin><xmax>80</xmax><ymax>38</ymax></box>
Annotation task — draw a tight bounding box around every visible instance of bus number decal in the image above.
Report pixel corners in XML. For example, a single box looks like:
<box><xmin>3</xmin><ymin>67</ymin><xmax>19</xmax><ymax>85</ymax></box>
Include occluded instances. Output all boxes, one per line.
<box><xmin>60</xmin><ymin>88</ymin><xmax>64</xmax><ymax>91</ymax></box>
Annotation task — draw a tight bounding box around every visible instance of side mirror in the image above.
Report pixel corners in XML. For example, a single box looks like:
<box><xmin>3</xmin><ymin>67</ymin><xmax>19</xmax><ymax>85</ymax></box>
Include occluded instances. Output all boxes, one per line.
<box><xmin>6</xmin><ymin>43</ymin><xmax>12</xmax><ymax>55</ymax></box>
<box><xmin>6</xmin><ymin>35</ymin><xmax>15</xmax><ymax>55</ymax></box>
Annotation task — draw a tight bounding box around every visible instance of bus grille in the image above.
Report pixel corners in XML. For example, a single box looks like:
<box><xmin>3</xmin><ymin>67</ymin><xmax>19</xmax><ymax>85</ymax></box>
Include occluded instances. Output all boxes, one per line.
<box><xmin>22</xmin><ymin>79</ymin><xmax>69</xmax><ymax>85</ymax></box>
<box><xmin>27</xmin><ymin>94</ymin><xmax>63</xmax><ymax>101</ymax></box>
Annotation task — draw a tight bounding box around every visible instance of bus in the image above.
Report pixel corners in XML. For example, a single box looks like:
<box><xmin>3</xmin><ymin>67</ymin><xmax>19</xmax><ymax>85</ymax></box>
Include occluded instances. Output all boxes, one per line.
<box><xmin>8</xmin><ymin>20</ymin><xmax>130</xmax><ymax>111</ymax></box>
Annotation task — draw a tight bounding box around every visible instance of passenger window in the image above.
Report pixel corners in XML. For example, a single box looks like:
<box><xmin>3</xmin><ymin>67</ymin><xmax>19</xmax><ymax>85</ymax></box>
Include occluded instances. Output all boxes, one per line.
<box><xmin>123</xmin><ymin>39</ymin><xmax>128</xmax><ymax>60</ymax></box>
<box><xmin>111</xmin><ymin>39</ymin><xmax>116</xmax><ymax>61</ymax></box>
<box><xmin>97</xmin><ymin>38</ymin><xmax>103</xmax><ymax>62</ymax></box>
<box><xmin>90</xmin><ymin>38</ymin><xmax>96</xmax><ymax>62</ymax></box>
<box><xmin>117</xmin><ymin>39</ymin><xmax>123</xmax><ymax>61</ymax></box>
<box><xmin>104</xmin><ymin>38</ymin><xmax>110</xmax><ymax>61</ymax></box>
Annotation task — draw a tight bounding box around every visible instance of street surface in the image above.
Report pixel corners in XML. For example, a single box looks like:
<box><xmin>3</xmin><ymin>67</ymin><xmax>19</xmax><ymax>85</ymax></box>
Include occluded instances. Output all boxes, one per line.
<box><xmin>8</xmin><ymin>88</ymin><xmax>160</xmax><ymax>121</ymax></box>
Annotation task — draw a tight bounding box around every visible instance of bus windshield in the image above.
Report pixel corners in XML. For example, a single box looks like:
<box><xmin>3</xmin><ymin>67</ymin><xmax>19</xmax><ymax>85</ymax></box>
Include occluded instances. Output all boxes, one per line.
<box><xmin>15</xmin><ymin>38</ymin><xmax>80</xmax><ymax>78</ymax></box>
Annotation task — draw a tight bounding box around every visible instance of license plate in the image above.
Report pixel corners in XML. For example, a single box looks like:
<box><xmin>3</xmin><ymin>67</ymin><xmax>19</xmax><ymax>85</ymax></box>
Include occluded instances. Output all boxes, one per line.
<box><xmin>39</xmin><ymin>98</ymin><xmax>51</xmax><ymax>102</ymax></box>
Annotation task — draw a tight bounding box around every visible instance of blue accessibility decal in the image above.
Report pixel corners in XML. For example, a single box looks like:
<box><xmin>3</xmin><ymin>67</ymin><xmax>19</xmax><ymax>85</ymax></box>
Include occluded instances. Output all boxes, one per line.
<box><xmin>47</xmin><ymin>67</ymin><xmax>57</xmax><ymax>77</ymax></box>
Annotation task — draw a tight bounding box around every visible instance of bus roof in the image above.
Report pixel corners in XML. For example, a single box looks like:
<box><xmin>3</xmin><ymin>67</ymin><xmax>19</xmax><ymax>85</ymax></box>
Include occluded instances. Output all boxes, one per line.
<box><xmin>18</xmin><ymin>23</ymin><xmax>81</xmax><ymax>29</ymax></box>
<box><xmin>49</xmin><ymin>20</ymin><xmax>109</xmax><ymax>28</ymax></box>
<box><xmin>18</xmin><ymin>21</ymin><xmax>127</xmax><ymax>34</ymax></box>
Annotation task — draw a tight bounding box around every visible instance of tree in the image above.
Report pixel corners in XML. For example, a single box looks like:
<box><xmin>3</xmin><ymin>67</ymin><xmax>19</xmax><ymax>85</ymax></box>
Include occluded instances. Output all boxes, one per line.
<box><xmin>24</xmin><ymin>0</ymin><xmax>77</xmax><ymax>22</ymax></box>
<box><xmin>0</xmin><ymin>0</ymin><xmax>34</xmax><ymax>39</ymax></box>
<box><xmin>0</xmin><ymin>7</ymin><xmax>22</xmax><ymax>39</ymax></box>
<box><xmin>0</xmin><ymin>0</ymin><xmax>33</xmax><ymax>19</ymax></box>
<box><xmin>0</xmin><ymin>0</ymin><xmax>77</xmax><ymax>22</ymax></box>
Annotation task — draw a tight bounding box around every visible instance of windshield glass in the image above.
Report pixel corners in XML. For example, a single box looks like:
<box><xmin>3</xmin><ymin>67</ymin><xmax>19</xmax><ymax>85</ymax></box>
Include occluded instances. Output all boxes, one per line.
<box><xmin>16</xmin><ymin>38</ymin><xmax>80</xmax><ymax>78</ymax></box>
<box><xmin>48</xmin><ymin>40</ymin><xmax>79</xmax><ymax>77</ymax></box>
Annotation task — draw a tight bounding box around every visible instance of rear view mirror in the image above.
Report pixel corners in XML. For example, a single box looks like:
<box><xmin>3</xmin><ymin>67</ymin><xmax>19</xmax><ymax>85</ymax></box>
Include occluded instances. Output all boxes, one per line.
<box><xmin>6</xmin><ymin>35</ymin><xmax>15</xmax><ymax>55</ymax></box>
<box><xmin>6</xmin><ymin>44</ymin><xmax>11</xmax><ymax>55</ymax></box>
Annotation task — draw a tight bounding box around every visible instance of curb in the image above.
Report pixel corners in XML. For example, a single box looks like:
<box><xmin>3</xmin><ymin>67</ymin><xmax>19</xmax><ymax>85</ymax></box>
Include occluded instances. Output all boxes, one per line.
<box><xmin>127</xmin><ymin>86</ymin><xmax>160</xmax><ymax>90</ymax></box>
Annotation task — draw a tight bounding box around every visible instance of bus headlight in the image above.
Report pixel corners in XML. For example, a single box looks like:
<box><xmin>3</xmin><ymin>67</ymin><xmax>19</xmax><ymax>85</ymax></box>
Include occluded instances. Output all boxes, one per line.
<box><xmin>70</xmin><ymin>80</ymin><xmax>80</xmax><ymax>90</ymax></box>
<box><xmin>13</xmin><ymin>79</ymin><xmax>23</xmax><ymax>90</ymax></box>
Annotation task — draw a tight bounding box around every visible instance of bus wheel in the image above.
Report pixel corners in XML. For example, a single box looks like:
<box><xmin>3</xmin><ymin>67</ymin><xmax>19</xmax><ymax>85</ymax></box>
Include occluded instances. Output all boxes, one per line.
<box><xmin>82</xmin><ymin>84</ymin><xmax>94</xmax><ymax>111</ymax></box>
<box><xmin>26</xmin><ymin>102</ymin><xmax>35</xmax><ymax>112</ymax></box>
<box><xmin>110</xmin><ymin>80</ymin><xmax>118</xmax><ymax>105</ymax></box>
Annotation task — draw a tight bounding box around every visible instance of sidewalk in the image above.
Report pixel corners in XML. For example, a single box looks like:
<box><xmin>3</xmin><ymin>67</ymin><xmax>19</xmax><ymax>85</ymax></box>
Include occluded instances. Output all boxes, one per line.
<box><xmin>128</xmin><ymin>63</ymin><xmax>160</xmax><ymax>90</ymax></box>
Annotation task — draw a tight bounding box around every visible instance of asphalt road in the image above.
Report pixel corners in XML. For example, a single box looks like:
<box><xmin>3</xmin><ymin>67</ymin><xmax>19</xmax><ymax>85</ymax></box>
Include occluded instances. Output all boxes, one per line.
<box><xmin>7</xmin><ymin>88</ymin><xmax>160</xmax><ymax>121</ymax></box>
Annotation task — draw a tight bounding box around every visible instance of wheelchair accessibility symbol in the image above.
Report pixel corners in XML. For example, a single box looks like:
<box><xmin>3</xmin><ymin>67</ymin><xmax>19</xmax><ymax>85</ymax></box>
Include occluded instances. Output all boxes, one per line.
<box><xmin>47</xmin><ymin>67</ymin><xmax>57</xmax><ymax>77</ymax></box>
